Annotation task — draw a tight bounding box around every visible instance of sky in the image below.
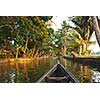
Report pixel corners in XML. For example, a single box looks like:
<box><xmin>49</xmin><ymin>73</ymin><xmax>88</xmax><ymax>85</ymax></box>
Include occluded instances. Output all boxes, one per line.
<box><xmin>51</xmin><ymin>16</ymin><xmax>75</xmax><ymax>30</ymax></box>
<box><xmin>51</xmin><ymin>16</ymin><xmax>68</xmax><ymax>30</ymax></box>
<box><xmin>51</xmin><ymin>16</ymin><xmax>100</xmax><ymax>53</ymax></box>
<box><xmin>88</xmin><ymin>33</ymin><xmax>100</xmax><ymax>53</ymax></box>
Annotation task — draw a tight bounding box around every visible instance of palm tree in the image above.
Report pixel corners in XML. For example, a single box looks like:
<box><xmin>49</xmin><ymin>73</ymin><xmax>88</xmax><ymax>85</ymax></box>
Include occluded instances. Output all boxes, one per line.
<box><xmin>58</xmin><ymin>20</ymin><xmax>68</xmax><ymax>56</ymax></box>
<box><xmin>65</xmin><ymin>16</ymin><xmax>94</xmax><ymax>55</ymax></box>
<box><xmin>66</xmin><ymin>29</ymin><xmax>83</xmax><ymax>55</ymax></box>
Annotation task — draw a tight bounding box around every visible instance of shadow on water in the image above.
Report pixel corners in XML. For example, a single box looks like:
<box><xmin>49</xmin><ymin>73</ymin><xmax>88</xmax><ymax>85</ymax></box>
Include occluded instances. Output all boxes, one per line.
<box><xmin>73</xmin><ymin>59</ymin><xmax>100</xmax><ymax>72</ymax></box>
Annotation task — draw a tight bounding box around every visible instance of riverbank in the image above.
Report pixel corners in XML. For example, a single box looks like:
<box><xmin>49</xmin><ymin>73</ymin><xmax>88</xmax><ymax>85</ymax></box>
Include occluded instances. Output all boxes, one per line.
<box><xmin>0</xmin><ymin>58</ymin><xmax>33</xmax><ymax>64</ymax></box>
<box><xmin>0</xmin><ymin>56</ymin><xmax>50</xmax><ymax>64</ymax></box>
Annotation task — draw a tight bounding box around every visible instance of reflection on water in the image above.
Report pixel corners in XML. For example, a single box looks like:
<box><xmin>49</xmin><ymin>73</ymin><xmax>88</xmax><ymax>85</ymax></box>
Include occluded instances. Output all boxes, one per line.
<box><xmin>91</xmin><ymin>70</ymin><xmax>100</xmax><ymax>83</ymax></box>
<box><xmin>0</xmin><ymin>58</ymin><xmax>57</xmax><ymax>83</ymax></box>
<box><xmin>60</xmin><ymin>58</ymin><xmax>100</xmax><ymax>83</ymax></box>
<box><xmin>0</xmin><ymin>57</ymin><xmax>100</xmax><ymax>83</ymax></box>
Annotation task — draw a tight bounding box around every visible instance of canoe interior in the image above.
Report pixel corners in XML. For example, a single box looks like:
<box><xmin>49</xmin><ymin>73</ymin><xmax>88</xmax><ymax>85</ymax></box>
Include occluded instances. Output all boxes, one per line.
<box><xmin>45</xmin><ymin>64</ymin><xmax>70</xmax><ymax>83</ymax></box>
<box><xmin>37</xmin><ymin>63</ymin><xmax>79</xmax><ymax>83</ymax></box>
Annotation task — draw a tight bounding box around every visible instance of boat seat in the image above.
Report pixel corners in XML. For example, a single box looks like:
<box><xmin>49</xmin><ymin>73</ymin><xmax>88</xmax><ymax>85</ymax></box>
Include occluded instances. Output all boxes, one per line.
<box><xmin>46</xmin><ymin>76</ymin><xmax>68</xmax><ymax>81</ymax></box>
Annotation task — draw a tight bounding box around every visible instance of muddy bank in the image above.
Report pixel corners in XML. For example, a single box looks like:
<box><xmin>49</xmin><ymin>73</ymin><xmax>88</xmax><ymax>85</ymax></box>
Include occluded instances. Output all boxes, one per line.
<box><xmin>0</xmin><ymin>58</ymin><xmax>32</xmax><ymax>64</ymax></box>
<box><xmin>0</xmin><ymin>56</ymin><xmax>49</xmax><ymax>64</ymax></box>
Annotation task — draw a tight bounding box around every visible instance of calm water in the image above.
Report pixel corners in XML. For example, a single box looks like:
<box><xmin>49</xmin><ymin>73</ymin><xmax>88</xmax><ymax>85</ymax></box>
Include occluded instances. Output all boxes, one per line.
<box><xmin>0</xmin><ymin>58</ymin><xmax>57</xmax><ymax>83</ymax></box>
<box><xmin>60</xmin><ymin>58</ymin><xmax>100</xmax><ymax>83</ymax></box>
<box><xmin>0</xmin><ymin>57</ymin><xmax>100</xmax><ymax>83</ymax></box>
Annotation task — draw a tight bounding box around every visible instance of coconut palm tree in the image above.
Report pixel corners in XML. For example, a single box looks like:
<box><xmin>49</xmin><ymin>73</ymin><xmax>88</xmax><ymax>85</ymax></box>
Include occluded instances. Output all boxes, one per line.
<box><xmin>64</xmin><ymin>16</ymin><xmax>94</xmax><ymax>55</ymax></box>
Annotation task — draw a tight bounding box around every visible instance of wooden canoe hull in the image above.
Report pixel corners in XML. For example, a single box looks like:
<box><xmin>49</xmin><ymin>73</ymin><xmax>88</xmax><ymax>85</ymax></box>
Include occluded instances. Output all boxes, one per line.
<box><xmin>63</xmin><ymin>56</ymin><xmax>100</xmax><ymax>65</ymax></box>
<box><xmin>37</xmin><ymin>61</ymin><xmax>79</xmax><ymax>83</ymax></box>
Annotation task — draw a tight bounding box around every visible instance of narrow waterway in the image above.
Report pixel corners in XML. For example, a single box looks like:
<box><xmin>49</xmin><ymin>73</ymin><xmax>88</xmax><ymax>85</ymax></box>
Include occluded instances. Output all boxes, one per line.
<box><xmin>0</xmin><ymin>57</ymin><xmax>100</xmax><ymax>83</ymax></box>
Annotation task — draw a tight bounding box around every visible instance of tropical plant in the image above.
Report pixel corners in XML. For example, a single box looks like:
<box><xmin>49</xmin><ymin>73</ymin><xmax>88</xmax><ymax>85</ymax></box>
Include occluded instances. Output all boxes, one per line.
<box><xmin>0</xmin><ymin>16</ymin><xmax>53</xmax><ymax>58</ymax></box>
<box><xmin>64</xmin><ymin>16</ymin><xmax>94</xmax><ymax>55</ymax></box>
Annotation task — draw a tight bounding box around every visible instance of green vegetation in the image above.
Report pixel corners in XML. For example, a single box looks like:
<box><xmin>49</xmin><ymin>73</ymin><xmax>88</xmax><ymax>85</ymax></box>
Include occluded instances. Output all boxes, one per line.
<box><xmin>0</xmin><ymin>16</ymin><xmax>100</xmax><ymax>59</ymax></box>
<box><xmin>0</xmin><ymin>16</ymin><xmax>53</xmax><ymax>58</ymax></box>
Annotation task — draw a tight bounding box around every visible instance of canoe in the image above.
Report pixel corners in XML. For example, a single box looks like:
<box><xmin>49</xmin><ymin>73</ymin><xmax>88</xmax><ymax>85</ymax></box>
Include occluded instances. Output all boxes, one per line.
<box><xmin>37</xmin><ymin>61</ymin><xmax>79</xmax><ymax>83</ymax></box>
<box><xmin>63</xmin><ymin>56</ymin><xmax>100</xmax><ymax>65</ymax></box>
<box><xmin>63</xmin><ymin>56</ymin><xmax>100</xmax><ymax>71</ymax></box>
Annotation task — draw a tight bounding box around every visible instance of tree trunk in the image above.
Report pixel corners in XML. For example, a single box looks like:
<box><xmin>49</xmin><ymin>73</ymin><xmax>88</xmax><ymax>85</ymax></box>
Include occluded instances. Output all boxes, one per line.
<box><xmin>34</xmin><ymin>48</ymin><xmax>39</xmax><ymax>58</ymax></box>
<box><xmin>79</xmin><ymin>40</ymin><xmax>87</xmax><ymax>55</ymax></box>
<box><xmin>92</xmin><ymin>16</ymin><xmax>100</xmax><ymax>47</ymax></box>
<box><xmin>16</xmin><ymin>46</ymin><xmax>22</xmax><ymax>58</ymax></box>
<box><xmin>63</xmin><ymin>46</ymin><xmax>66</xmax><ymax>56</ymax></box>
<box><xmin>31</xmin><ymin>43</ymin><xmax>37</xmax><ymax>57</ymax></box>
<box><xmin>63</xmin><ymin>36</ymin><xmax>67</xmax><ymax>56</ymax></box>
<box><xmin>82</xmin><ymin>40</ymin><xmax>87</xmax><ymax>54</ymax></box>
<box><xmin>79</xmin><ymin>44</ymin><xmax>82</xmax><ymax>55</ymax></box>
<box><xmin>23</xmin><ymin>37</ymin><xmax>29</xmax><ymax>57</ymax></box>
<box><xmin>16</xmin><ymin>48</ymin><xmax>19</xmax><ymax>58</ymax></box>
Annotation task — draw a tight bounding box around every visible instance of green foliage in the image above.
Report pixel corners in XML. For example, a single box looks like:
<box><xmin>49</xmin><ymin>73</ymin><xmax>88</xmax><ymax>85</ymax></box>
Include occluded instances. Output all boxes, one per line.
<box><xmin>39</xmin><ymin>16</ymin><xmax>53</xmax><ymax>22</ymax></box>
<box><xmin>0</xmin><ymin>16</ymin><xmax>53</xmax><ymax>58</ymax></box>
<box><xmin>69</xmin><ymin>16</ymin><xmax>93</xmax><ymax>40</ymax></box>
<box><xmin>65</xmin><ymin>16</ymin><xmax>95</xmax><ymax>55</ymax></box>
<box><xmin>0</xmin><ymin>16</ymin><xmax>97</xmax><ymax>58</ymax></box>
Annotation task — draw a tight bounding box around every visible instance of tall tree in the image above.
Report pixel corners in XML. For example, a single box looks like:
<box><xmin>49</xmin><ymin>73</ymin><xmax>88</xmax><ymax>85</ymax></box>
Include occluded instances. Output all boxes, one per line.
<box><xmin>66</xmin><ymin>16</ymin><xmax>93</xmax><ymax>55</ymax></box>
<box><xmin>58</xmin><ymin>20</ymin><xmax>68</xmax><ymax>55</ymax></box>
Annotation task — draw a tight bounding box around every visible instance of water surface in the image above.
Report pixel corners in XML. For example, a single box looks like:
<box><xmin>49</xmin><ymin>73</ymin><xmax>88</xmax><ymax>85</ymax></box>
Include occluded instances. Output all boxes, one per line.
<box><xmin>60</xmin><ymin>58</ymin><xmax>100</xmax><ymax>83</ymax></box>
<box><xmin>0</xmin><ymin>58</ymin><xmax>57</xmax><ymax>83</ymax></box>
<box><xmin>0</xmin><ymin>57</ymin><xmax>100</xmax><ymax>83</ymax></box>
